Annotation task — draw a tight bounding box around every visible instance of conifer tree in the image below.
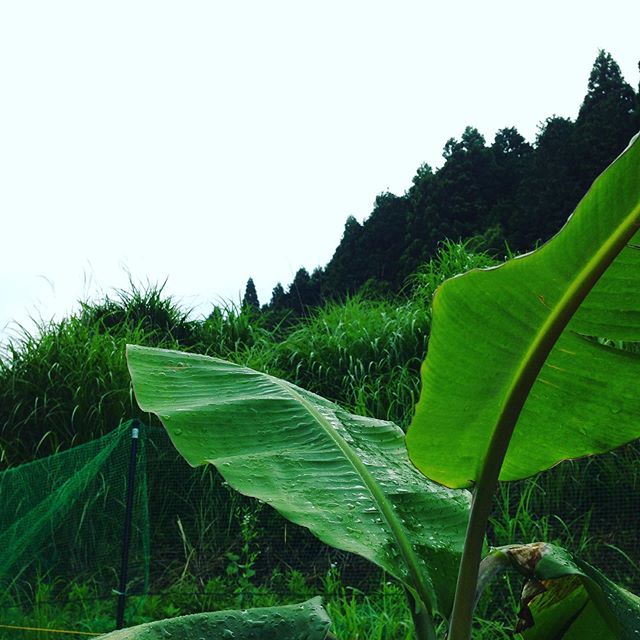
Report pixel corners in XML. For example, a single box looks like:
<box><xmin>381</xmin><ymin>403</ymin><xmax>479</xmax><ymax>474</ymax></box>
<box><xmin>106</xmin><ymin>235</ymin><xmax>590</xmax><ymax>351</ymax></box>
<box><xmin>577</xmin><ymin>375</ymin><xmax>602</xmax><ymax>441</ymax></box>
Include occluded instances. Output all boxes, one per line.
<box><xmin>579</xmin><ymin>50</ymin><xmax>635</xmax><ymax>119</ymax></box>
<box><xmin>424</xmin><ymin>126</ymin><xmax>497</xmax><ymax>249</ymax></box>
<box><xmin>269</xmin><ymin>283</ymin><xmax>287</xmax><ymax>310</ymax></box>
<box><xmin>509</xmin><ymin>116</ymin><xmax>580</xmax><ymax>249</ymax></box>
<box><xmin>289</xmin><ymin>267</ymin><xmax>322</xmax><ymax>314</ymax></box>
<box><xmin>242</xmin><ymin>277</ymin><xmax>260</xmax><ymax>311</ymax></box>
<box><xmin>402</xmin><ymin>164</ymin><xmax>435</xmax><ymax>273</ymax></box>
<box><xmin>322</xmin><ymin>216</ymin><xmax>366</xmax><ymax>298</ymax></box>
<box><xmin>274</xmin><ymin>53</ymin><xmax>638</xmax><ymax>305</ymax></box>
<box><xmin>575</xmin><ymin>50</ymin><xmax>637</xmax><ymax>189</ymax></box>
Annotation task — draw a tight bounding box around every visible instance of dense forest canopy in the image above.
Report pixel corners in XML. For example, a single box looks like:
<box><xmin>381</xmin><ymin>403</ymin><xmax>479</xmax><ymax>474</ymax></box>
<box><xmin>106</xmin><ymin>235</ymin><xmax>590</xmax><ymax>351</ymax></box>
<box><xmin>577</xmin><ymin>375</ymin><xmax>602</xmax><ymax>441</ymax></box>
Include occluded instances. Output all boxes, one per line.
<box><xmin>255</xmin><ymin>51</ymin><xmax>639</xmax><ymax>318</ymax></box>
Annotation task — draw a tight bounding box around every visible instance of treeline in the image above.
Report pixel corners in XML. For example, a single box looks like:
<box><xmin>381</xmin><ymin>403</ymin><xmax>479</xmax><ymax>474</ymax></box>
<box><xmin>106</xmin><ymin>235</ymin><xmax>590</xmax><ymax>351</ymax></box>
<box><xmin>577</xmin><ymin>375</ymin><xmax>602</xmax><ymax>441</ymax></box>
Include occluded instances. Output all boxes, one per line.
<box><xmin>244</xmin><ymin>51</ymin><xmax>639</xmax><ymax>318</ymax></box>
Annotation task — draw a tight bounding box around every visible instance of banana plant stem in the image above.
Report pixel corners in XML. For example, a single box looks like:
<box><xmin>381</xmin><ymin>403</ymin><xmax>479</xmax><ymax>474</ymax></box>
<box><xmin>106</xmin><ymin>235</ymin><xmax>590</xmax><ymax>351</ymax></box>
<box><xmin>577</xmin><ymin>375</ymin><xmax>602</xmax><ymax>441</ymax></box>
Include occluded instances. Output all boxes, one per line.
<box><xmin>404</xmin><ymin>588</ymin><xmax>437</xmax><ymax>640</ymax></box>
<box><xmin>447</xmin><ymin>331</ymin><xmax>568</xmax><ymax>640</ymax></box>
<box><xmin>447</xmin><ymin>448</ymin><xmax>505</xmax><ymax>640</ymax></box>
<box><xmin>447</xmin><ymin>194</ymin><xmax>640</xmax><ymax>640</ymax></box>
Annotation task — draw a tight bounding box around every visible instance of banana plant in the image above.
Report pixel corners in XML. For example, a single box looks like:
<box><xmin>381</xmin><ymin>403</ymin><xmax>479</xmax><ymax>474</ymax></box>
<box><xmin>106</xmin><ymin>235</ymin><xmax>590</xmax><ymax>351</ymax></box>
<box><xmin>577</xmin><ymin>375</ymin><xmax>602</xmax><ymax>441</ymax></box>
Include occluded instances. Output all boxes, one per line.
<box><xmin>126</xmin><ymin>343</ymin><xmax>471</xmax><ymax>639</ymax></box>
<box><xmin>126</xmin><ymin>132</ymin><xmax>640</xmax><ymax>639</ymax></box>
<box><xmin>406</xmin><ymin>131</ymin><xmax>640</xmax><ymax>639</ymax></box>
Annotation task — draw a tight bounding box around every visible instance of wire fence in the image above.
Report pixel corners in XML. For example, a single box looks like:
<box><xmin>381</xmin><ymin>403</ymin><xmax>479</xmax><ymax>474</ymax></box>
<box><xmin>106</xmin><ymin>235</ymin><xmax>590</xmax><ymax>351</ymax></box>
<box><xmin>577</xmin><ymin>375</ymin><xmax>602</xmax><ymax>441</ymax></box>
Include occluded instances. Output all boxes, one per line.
<box><xmin>0</xmin><ymin>421</ymin><xmax>638</xmax><ymax>637</ymax></box>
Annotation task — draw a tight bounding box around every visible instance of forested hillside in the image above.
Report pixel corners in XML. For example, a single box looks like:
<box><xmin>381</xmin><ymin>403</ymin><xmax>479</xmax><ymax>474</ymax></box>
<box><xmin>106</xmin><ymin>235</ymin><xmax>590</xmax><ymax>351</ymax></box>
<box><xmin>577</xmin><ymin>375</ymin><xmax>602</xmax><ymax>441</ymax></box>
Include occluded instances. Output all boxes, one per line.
<box><xmin>255</xmin><ymin>51</ymin><xmax>639</xmax><ymax>315</ymax></box>
<box><xmin>2</xmin><ymin>50</ymin><xmax>639</xmax><ymax>638</ymax></box>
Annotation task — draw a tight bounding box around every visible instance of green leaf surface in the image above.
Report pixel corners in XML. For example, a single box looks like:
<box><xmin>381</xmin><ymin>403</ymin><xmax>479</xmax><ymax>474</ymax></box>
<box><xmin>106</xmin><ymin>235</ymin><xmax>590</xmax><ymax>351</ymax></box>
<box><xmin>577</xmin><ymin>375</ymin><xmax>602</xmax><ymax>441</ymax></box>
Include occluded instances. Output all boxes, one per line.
<box><xmin>126</xmin><ymin>345</ymin><xmax>470</xmax><ymax>616</ymax></box>
<box><xmin>98</xmin><ymin>597</ymin><xmax>331</xmax><ymax>639</ymax></box>
<box><xmin>489</xmin><ymin>543</ymin><xmax>640</xmax><ymax>639</ymax></box>
<box><xmin>407</xmin><ymin>133</ymin><xmax>640</xmax><ymax>488</ymax></box>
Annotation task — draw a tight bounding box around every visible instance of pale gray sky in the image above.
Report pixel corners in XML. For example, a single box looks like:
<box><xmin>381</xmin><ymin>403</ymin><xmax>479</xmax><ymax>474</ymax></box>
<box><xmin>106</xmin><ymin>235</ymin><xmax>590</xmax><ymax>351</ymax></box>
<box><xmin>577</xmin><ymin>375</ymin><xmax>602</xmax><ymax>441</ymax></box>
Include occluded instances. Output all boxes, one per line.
<box><xmin>1</xmin><ymin>0</ymin><xmax>638</xmax><ymax>348</ymax></box>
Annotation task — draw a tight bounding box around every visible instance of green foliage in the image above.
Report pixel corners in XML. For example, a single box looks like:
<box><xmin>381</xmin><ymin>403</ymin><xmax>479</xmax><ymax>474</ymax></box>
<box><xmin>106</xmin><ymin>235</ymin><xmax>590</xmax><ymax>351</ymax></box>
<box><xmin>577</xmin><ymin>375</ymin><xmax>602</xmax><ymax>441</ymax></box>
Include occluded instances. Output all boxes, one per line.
<box><xmin>262</xmin><ymin>296</ymin><xmax>431</xmax><ymax>428</ymax></box>
<box><xmin>321</xmin><ymin>216</ymin><xmax>366</xmax><ymax>297</ymax></box>
<box><xmin>407</xmin><ymin>131</ymin><xmax>640</xmax><ymax>487</ymax></box>
<box><xmin>409</xmin><ymin>238</ymin><xmax>501</xmax><ymax>303</ymax></box>
<box><xmin>5</xmin><ymin>131</ymin><xmax>640</xmax><ymax>639</ymax></box>
<box><xmin>0</xmin><ymin>239</ymin><xmax>497</xmax><ymax>467</ymax></box>
<box><xmin>277</xmin><ymin>50</ymin><xmax>639</xmax><ymax>303</ymax></box>
<box><xmin>575</xmin><ymin>50</ymin><xmax>638</xmax><ymax>192</ymax></box>
<box><xmin>488</xmin><ymin>480</ymin><xmax>593</xmax><ymax>557</ymax></box>
<box><xmin>0</xmin><ymin>308</ymin><xmax>149</xmax><ymax>464</ymax></box>
<box><xmin>78</xmin><ymin>281</ymin><xmax>196</xmax><ymax>344</ymax></box>
<box><xmin>259</xmin><ymin>237</ymin><xmax>501</xmax><ymax>432</ymax></box>
<box><xmin>126</xmin><ymin>129</ymin><xmax>640</xmax><ymax>640</ymax></box>
<box><xmin>0</xmin><ymin>288</ymin><xmax>274</xmax><ymax>465</ymax></box>
<box><xmin>126</xmin><ymin>344</ymin><xmax>470</xmax><ymax>618</ymax></box>
<box><xmin>242</xmin><ymin>277</ymin><xmax>260</xmax><ymax>311</ymax></box>
<box><xmin>289</xmin><ymin>267</ymin><xmax>322</xmax><ymax>314</ymax></box>
<box><xmin>200</xmin><ymin>303</ymin><xmax>270</xmax><ymax>359</ymax></box>
<box><xmin>224</xmin><ymin>505</ymin><xmax>262</xmax><ymax>607</ymax></box>
<box><xmin>478</xmin><ymin>544</ymin><xmax>640</xmax><ymax>639</ymax></box>
<box><xmin>324</xmin><ymin>577</ymin><xmax>436</xmax><ymax>640</ymax></box>
<box><xmin>503</xmin><ymin>115</ymin><xmax>581</xmax><ymax>250</ymax></box>
<box><xmin>5</xmin><ymin>571</ymin><xmax>519</xmax><ymax>640</ymax></box>
<box><xmin>407</xmin><ymin>132</ymin><xmax>640</xmax><ymax>639</ymax></box>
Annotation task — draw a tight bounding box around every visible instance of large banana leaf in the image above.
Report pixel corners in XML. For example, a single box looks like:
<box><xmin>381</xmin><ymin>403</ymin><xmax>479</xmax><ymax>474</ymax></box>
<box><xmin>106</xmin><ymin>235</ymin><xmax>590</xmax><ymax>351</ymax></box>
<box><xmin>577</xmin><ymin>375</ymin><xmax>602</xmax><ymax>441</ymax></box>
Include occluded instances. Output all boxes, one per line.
<box><xmin>478</xmin><ymin>544</ymin><xmax>640</xmax><ymax>639</ymax></box>
<box><xmin>407</xmin><ymin>133</ymin><xmax>640</xmax><ymax>488</ymax></box>
<box><xmin>99</xmin><ymin>597</ymin><xmax>332</xmax><ymax>639</ymax></box>
<box><xmin>127</xmin><ymin>345</ymin><xmax>470</xmax><ymax>616</ymax></box>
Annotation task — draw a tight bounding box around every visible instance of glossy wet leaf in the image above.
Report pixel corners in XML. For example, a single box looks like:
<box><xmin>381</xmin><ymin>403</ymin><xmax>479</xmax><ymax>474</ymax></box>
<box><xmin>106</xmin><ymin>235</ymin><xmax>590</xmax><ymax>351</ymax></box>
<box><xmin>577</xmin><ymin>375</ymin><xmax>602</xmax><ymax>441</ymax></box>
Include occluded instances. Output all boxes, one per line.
<box><xmin>485</xmin><ymin>543</ymin><xmax>640</xmax><ymax>639</ymax></box>
<box><xmin>127</xmin><ymin>345</ymin><xmax>470</xmax><ymax>616</ymax></box>
<box><xmin>407</xmin><ymin>133</ymin><xmax>640</xmax><ymax>488</ymax></box>
<box><xmin>98</xmin><ymin>597</ymin><xmax>331</xmax><ymax>639</ymax></box>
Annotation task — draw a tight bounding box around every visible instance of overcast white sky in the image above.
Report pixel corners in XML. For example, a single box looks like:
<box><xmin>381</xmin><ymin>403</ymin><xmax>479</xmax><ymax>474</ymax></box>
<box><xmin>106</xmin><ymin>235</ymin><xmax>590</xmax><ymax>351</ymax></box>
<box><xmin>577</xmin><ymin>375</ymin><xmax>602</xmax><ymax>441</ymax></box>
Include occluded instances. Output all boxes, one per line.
<box><xmin>1</xmin><ymin>1</ymin><xmax>638</xmax><ymax>348</ymax></box>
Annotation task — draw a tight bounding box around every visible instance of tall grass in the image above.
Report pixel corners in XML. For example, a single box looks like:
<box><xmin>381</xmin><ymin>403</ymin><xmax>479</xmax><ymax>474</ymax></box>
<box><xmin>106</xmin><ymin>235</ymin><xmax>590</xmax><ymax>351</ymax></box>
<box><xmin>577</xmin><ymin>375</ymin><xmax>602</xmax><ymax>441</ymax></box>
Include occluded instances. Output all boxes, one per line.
<box><xmin>408</xmin><ymin>238</ymin><xmax>500</xmax><ymax>302</ymax></box>
<box><xmin>0</xmin><ymin>241</ymin><xmax>637</xmax><ymax>635</ymax></box>
<box><xmin>0</xmin><ymin>240</ymin><xmax>500</xmax><ymax>464</ymax></box>
<box><xmin>0</xmin><ymin>570</ymin><xmax>512</xmax><ymax>640</ymax></box>
<box><xmin>246</xmin><ymin>239</ymin><xmax>501</xmax><ymax>429</ymax></box>
<box><xmin>257</xmin><ymin>296</ymin><xmax>430</xmax><ymax>428</ymax></box>
<box><xmin>0</xmin><ymin>284</ymin><xmax>187</xmax><ymax>464</ymax></box>
<box><xmin>0</xmin><ymin>284</ymin><xmax>272</xmax><ymax>465</ymax></box>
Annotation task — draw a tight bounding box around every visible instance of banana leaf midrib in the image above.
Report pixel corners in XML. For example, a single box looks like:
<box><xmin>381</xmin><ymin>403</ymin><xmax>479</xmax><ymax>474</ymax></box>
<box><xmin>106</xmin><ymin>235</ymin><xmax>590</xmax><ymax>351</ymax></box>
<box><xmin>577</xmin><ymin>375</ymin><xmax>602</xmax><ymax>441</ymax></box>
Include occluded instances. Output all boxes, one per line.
<box><xmin>266</xmin><ymin>372</ymin><xmax>437</xmax><ymax>613</ymax></box>
<box><xmin>443</xmin><ymin>158</ymin><xmax>640</xmax><ymax>637</ymax></box>
<box><xmin>481</xmin><ymin>200</ymin><xmax>640</xmax><ymax>484</ymax></box>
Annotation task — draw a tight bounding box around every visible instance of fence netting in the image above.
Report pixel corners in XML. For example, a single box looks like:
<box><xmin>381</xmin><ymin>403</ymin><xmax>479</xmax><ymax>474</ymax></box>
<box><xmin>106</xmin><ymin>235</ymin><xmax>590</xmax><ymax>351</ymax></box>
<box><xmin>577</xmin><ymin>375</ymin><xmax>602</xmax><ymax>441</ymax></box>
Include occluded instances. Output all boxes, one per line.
<box><xmin>0</xmin><ymin>420</ymin><xmax>637</xmax><ymax>635</ymax></box>
<box><xmin>0</xmin><ymin>421</ymin><xmax>150</xmax><ymax>599</ymax></box>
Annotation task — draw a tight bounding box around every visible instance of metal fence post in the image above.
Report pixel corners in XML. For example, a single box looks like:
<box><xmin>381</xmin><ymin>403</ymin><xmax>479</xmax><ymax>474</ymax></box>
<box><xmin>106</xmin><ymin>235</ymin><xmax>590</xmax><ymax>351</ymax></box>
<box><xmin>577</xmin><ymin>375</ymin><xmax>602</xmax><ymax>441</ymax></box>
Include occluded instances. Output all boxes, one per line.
<box><xmin>115</xmin><ymin>420</ymin><xmax>141</xmax><ymax>630</ymax></box>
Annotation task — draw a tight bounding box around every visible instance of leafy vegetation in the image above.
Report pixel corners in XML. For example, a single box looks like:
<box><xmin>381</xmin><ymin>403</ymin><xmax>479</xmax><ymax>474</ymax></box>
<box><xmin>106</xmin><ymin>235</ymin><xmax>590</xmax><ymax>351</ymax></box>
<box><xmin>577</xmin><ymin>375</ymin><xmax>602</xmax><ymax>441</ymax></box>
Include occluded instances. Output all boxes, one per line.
<box><xmin>257</xmin><ymin>50</ymin><xmax>639</xmax><ymax>315</ymax></box>
<box><xmin>126</xmin><ymin>130</ymin><xmax>640</xmax><ymax>639</ymax></box>
<box><xmin>476</xmin><ymin>544</ymin><xmax>640</xmax><ymax>639</ymax></box>
<box><xmin>0</xmin><ymin>571</ymin><xmax>459</xmax><ymax>640</ymax></box>
<box><xmin>0</xmin><ymin>241</ymin><xmax>496</xmax><ymax>465</ymax></box>
<box><xmin>1</xmin><ymin>49</ymin><xmax>639</xmax><ymax>640</ymax></box>
<box><xmin>408</xmin><ymin>131</ymin><xmax>640</xmax><ymax>638</ymax></box>
<box><xmin>1</xmin><ymin>247</ymin><xmax>638</xmax><ymax>637</ymax></box>
<box><xmin>126</xmin><ymin>343</ymin><xmax>470</xmax><ymax>623</ymax></box>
